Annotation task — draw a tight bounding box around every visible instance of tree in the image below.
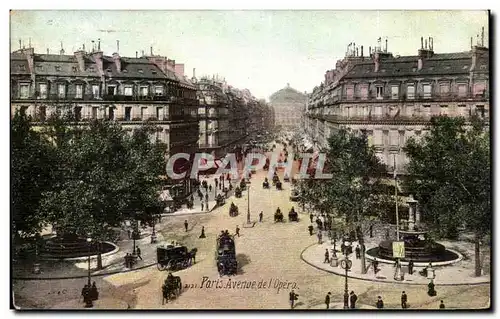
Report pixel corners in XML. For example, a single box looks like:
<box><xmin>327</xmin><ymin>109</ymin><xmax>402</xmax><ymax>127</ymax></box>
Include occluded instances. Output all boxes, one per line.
<box><xmin>11</xmin><ymin>109</ymin><xmax>56</xmax><ymax>239</ymax></box>
<box><xmin>404</xmin><ymin>116</ymin><xmax>490</xmax><ymax>276</ymax></box>
<box><xmin>300</xmin><ymin>129</ymin><xmax>388</xmax><ymax>273</ymax></box>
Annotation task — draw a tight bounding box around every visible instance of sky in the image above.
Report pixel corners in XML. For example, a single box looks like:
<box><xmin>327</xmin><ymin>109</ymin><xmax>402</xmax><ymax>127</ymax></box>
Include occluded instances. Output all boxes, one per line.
<box><xmin>10</xmin><ymin>10</ymin><xmax>489</xmax><ymax>100</ymax></box>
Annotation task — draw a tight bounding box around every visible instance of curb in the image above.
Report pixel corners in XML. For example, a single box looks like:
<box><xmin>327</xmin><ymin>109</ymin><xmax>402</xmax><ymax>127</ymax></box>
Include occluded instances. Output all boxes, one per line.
<box><xmin>299</xmin><ymin>243</ymin><xmax>490</xmax><ymax>287</ymax></box>
<box><xmin>13</xmin><ymin>261</ymin><xmax>158</xmax><ymax>281</ymax></box>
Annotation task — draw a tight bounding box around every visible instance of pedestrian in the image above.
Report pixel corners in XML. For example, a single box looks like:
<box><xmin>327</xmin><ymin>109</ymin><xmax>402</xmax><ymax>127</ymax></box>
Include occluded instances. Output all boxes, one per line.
<box><xmin>205</xmin><ymin>193</ymin><xmax>209</xmax><ymax>202</ymax></box>
<box><xmin>376</xmin><ymin>296</ymin><xmax>384</xmax><ymax>309</ymax></box>
<box><xmin>324</xmin><ymin>249</ymin><xmax>330</xmax><ymax>263</ymax></box>
<box><xmin>215</xmin><ymin>178</ymin><xmax>218</xmax><ymax>188</ymax></box>
<box><xmin>201</xmin><ymin>202</ymin><xmax>204</xmax><ymax>211</ymax></box>
<box><xmin>401</xmin><ymin>291</ymin><xmax>408</xmax><ymax>309</ymax></box>
<box><xmin>349</xmin><ymin>291</ymin><xmax>358</xmax><ymax>309</ymax></box>
<box><xmin>199</xmin><ymin>226</ymin><xmax>206</xmax><ymax>238</ymax></box>
<box><xmin>206</xmin><ymin>201</ymin><xmax>209</xmax><ymax>211</ymax></box>
<box><xmin>439</xmin><ymin>300</ymin><xmax>445</xmax><ymax>309</ymax></box>
<box><xmin>289</xmin><ymin>289</ymin><xmax>298</xmax><ymax>309</ymax></box>
<box><xmin>184</xmin><ymin>220</ymin><xmax>189</xmax><ymax>232</ymax></box>
<box><xmin>127</xmin><ymin>228</ymin><xmax>131</xmax><ymax>239</ymax></box>
<box><xmin>236</xmin><ymin>225</ymin><xmax>240</xmax><ymax>237</ymax></box>
<box><xmin>317</xmin><ymin>231</ymin><xmax>323</xmax><ymax>244</ymax></box>
<box><xmin>310</xmin><ymin>213</ymin><xmax>314</xmax><ymax>223</ymax></box>
<box><xmin>90</xmin><ymin>282</ymin><xmax>99</xmax><ymax>301</ymax></box>
<box><xmin>355</xmin><ymin>244</ymin><xmax>361</xmax><ymax>259</ymax></box>
<box><xmin>308</xmin><ymin>225</ymin><xmax>314</xmax><ymax>236</ymax></box>
<box><xmin>373</xmin><ymin>258</ymin><xmax>379</xmax><ymax>274</ymax></box>
<box><xmin>259</xmin><ymin>211</ymin><xmax>263</xmax><ymax>222</ymax></box>
<box><xmin>408</xmin><ymin>260</ymin><xmax>414</xmax><ymax>275</ymax></box>
<box><xmin>369</xmin><ymin>224</ymin><xmax>374</xmax><ymax>238</ymax></box>
<box><xmin>81</xmin><ymin>284</ymin><xmax>89</xmax><ymax>302</ymax></box>
<box><xmin>209</xmin><ymin>184</ymin><xmax>212</xmax><ymax>192</ymax></box>
<box><xmin>325</xmin><ymin>292</ymin><xmax>331</xmax><ymax>309</ymax></box>
<box><xmin>136</xmin><ymin>246</ymin><xmax>142</xmax><ymax>260</ymax></box>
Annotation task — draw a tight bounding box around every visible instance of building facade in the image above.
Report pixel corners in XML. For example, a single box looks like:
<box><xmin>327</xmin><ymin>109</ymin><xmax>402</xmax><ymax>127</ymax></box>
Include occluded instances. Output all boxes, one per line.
<box><xmin>305</xmin><ymin>35</ymin><xmax>489</xmax><ymax>173</ymax></box>
<box><xmin>10</xmin><ymin>45</ymin><xmax>199</xmax><ymax>197</ymax></box>
<box><xmin>270</xmin><ymin>84</ymin><xmax>307</xmax><ymax>132</ymax></box>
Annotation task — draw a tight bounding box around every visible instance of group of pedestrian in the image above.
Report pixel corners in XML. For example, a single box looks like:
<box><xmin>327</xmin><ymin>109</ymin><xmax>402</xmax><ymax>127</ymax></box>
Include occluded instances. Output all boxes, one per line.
<box><xmin>322</xmin><ymin>291</ymin><xmax>443</xmax><ymax>310</ymax></box>
<box><xmin>81</xmin><ymin>282</ymin><xmax>99</xmax><ymax>305</ymax></box>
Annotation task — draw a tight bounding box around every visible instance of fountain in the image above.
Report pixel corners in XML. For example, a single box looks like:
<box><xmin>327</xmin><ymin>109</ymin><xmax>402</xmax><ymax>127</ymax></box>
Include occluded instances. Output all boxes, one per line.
<box><xmin>40</xmin><ymin>232</ymin><xmax>117</xmax><ymax>260</ymax></box>
<box><xmin>366</xmin><ymin>196</ymin><xmax>461</xmax><ymax>264</ymax></box>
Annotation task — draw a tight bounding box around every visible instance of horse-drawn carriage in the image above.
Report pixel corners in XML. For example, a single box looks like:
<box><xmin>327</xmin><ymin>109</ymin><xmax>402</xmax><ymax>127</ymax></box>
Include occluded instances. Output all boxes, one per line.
<box><xmin>276</xmin><ymin>181</ymin><xmax>283</xmax><ymax>190</ymax></box>
<box><xmin>215</xmin><ymin>232</ymin><xmax>237</xmax><ymax>276</ymax></box>
<box><xmin>284</xmin><ymin>174</ymin><xmax>290</xmax><ymax>182</ymax></box>
<box><xmin>240</xmin><ymin>179</ymin><xmax>247</xmax><ymax>190</ymax></box>
<box><xmin>216</xmin><ymin>194</ymin><xmax>226</xmax><ymax>207</ymax></box>
<box><xmin>229</xmin><ymin>202</ymin><xmax>239</xmax><ymax>217</ymax></box>
<box><xmin>235</xmin><ymin>187</ymin><xmax>242</xmax><ymax>198</ymax></box>
<box><xmin>263</xmin><ymin>177</ymin><xmax>270</xmax><ymax>189</ymax></box>
<box><xmin>272</xmin><ymin>173</ymin><xmax>280</xmax><ymax>185</ymax></box>
<box><xmin>288</xmin><ymin>207</ymin><xmax>299</xmax><ymax>222</ymax></box>
<box><xmin>162</xmin><ymin>273</ymin><xmax>182</xmax><ymax>304</ymax></box>
<box><xmin>157</xmin><ymin>244</ymin><xmax>197</xmax><ymax>271</ymax></box>
<box><xmin>274</xmin><ymin>208</ymin><xmax>284</xmax><ymax>222</ymax></box>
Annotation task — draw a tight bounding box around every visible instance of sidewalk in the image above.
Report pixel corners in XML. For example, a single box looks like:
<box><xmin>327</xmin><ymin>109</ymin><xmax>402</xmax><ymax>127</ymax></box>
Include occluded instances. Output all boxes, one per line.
<box><xmin>301</xmin><ymin>240</ymin><xmax>490</xmax><ymax>286</ymax></box>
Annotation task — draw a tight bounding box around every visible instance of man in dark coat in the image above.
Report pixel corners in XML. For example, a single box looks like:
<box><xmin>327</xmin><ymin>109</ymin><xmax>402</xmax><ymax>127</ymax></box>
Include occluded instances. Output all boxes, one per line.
<box><xmin>259</xmin><ymin>211</ymin><xmax>263</xmax><ymax>222</ymax></box>
<box><xmin>308</xmin><ymin>225</ymin><xmax>314</xmax><ymax>236</ymax></box>
<box><xmin>355</xmin><ymin>245</ymin><xmax>361</xmax><ymax>259</ymax></box>
<box><xmin>310</xmin><ymin>213</ymin><xmax>314</xmax><ymax>223</ymax></box>
<box><xmin>184</xmin><ymin>220</ymin><xmax>189</xmax><ymax>232</ymax></box>
<box><xmin>136</xmin><ymin>246</ymin><xmax>142</xmax><ymax>260</ymax></box>
<box><xmin>439</xmin><ymin>300</ymin><xmax>445</xmax><ymax>309</ymax></box>
<box><xmin>325</xmin><ymin>292</ymin><xmax>331</xmax><ymax>309</ymax></box>
<box><xmin>236</xmin><ymin>226</ymin><xmax>240</xmax><ymax>237</ymax></box>
<box><xmin>408</xmin><ymin>260</ymin><xmax>414</xmax><ymax>275</ymax></box>
<box><xmin>401</xmin><ymin>291</ymin><xmax>408</xmax><ymax>309</ymax></box>
<box><xmin>324</xmin><ymin>249</ymin><xmax>330</xmax><ymax>263</ymax></box>
<box><xmin>289</xmin><ymin>290</ymin><xmax>298</xmax><ymax>309</ymax></box>
<box><xmin>376</xmin><ymin>296</ymin><xmax>384</xmax><ymax>309</ymax></box>
<box><xmin>90</xmin><ymin>282</ymin><xmax>99</xmax><ymax>301</ymax></box>
<box><xmin>349</xmin><ymin>291</ymin><xmax>357</xmax><ymax>309</ymax></box>
<box><xmin>199</xmin><ymin>226</ymin><xmax>206</xmax><ymax>238</ymax></box>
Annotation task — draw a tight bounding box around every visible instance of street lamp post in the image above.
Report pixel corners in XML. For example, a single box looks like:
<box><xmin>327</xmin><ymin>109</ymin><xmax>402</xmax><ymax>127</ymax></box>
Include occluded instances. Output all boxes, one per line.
<box><xmin>87</xmin><ymin>237</ymin><xmax>92</xmax><ymax>286</ymax></box>
<box><xmin>341</xmin><ymin>241</ymin><xmax>352</xmax><ymax>309</ymax></box>
<box><xmin>247</xmin><ymin>184</ymin><xmax>251</xmax><ymax>224</ymax></box>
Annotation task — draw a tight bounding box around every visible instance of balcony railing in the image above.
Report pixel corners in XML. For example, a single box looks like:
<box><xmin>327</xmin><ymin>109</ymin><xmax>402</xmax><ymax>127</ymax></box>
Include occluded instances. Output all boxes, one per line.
<box><xmin>12</xmin><ymin>93</ymin><xmax>177</xmax><ymax>102</ymax></box>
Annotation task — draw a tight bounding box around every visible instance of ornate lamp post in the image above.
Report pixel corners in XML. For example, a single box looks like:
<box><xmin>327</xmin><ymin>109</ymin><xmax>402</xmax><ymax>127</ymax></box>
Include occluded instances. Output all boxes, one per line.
<box><xmin>340</xmin><ymin>244</ymin><xmax>353</xmax><ymax>309</ymax></box>
<box><xmin>84</xmin><ymin>236</ymin><xmax>94</xmax><ymax>308</ymax></box>
<box><xmin>247</xmin><ymin>183</ymin><xmax>251</xmax><ymax>224</ymax></box>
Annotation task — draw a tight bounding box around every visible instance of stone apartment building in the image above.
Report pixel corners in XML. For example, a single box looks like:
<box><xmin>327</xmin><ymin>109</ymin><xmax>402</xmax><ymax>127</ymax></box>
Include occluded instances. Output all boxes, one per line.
<box><xmin>270</xmin><ymin>84</ymin><xmax>308</xmax><ymax>132</ymax></box>
<box><xmin>10</xmin><ymin>43</ymin><xmax>199</xmax><ymax>198</ymax></box>
<box><xmin>305</xmin><ymin>34</ymin><xmax>489</xmax><ymax>173</ymax></box>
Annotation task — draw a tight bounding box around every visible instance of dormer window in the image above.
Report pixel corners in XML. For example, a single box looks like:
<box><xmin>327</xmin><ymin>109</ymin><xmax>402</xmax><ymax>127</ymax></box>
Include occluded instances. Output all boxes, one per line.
<box><xmin>152</xmin><ymin>71</ymin><xmax>157</xmax><ymax>75</ymax></box>
<box><xmin>55</xmin><ymin>66</ymin><xmax>61</xmax><ymax>72</ymax></box>
<box><xmin>72</xmin><ymin>66</ymin><xmax>77</xmax><ymax>72</ymax></box>
<box><xmin>376</xmin><ymin>86</ymin><xmax>383</xmax><ymax>99</ymax></box>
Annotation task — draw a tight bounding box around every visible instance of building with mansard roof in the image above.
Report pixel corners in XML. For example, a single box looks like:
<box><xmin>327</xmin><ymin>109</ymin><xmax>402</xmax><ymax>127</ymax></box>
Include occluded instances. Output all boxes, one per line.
<box><xmin>269</xmin><ymin>84</ymin><xmax>307</xmax><ymax>132</ymax></box>
<box><xmin>10</xmin><ymin>44</ymin><xmax>199</xmax><ymax>198</ymax></box>
<box><xmin>305</xmin><ymin>33</ymin><xmax>489</xmax><ymax>174</ymax></box>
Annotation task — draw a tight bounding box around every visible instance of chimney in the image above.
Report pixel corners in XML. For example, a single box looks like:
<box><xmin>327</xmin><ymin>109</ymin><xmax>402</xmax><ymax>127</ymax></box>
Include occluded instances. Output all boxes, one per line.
<box><xmin>83</xmin><ymin>43</ymin><xmax>85</xmax><ymax>52</ymax></box>
<box><xmin>471</xmin><ymin>37</ymin><xmax>473</xmax><ymax>49</ymax></box>
<box><xmin>421</xmin><ymin>37</ymin><xmax>424</xmax><ymax>49</ymax></box>
<box><xmin>361</xmin><ymin>45</ymin><xmax>363</xmax><ymax>57</ymax></box>
<box><xmin>136</xmin><ymin>51</ymin><xmax>138</xmax><ymax>58</ymax></box>
<box><xmin>60</xmin><ymin>41</ymin><xmax>65</xmax><ymax>55</ymax></box>
<box><xmin>74</xmin><ymin>50</ymin><xmax>86</xmax><ymax>72</ymax></box>
<box><xmin>47</xmin><ymin>48</ymin><xmax>49</xmax><ymax>54</ymax></box>
<box><xmin>116</xmin><ymin>40</ymin><xmax>120</xmax><ymax>53</ymax></box>
<box><xmin>369</xmin><ymin>46</ymin><xmax>371</xmax><ymax>56</ymax></box>
<box><xmin>430</xmin><ymin>37</ymin><xmax>433</xmax><ymax>51</ymax></box>
<box><xmin>24</xmin><ymin>47</ymin><xmax>35</xmax><ymax>75</ymax></box>
<box><xmin>425</xmin><ymin>38</ymin><xmax>428</xmax><ymax>49</ymax></box>
<box><xmin>142</xmin><ymin>50</ymin><xmax>144</xmax><ymax>57</ymax></box>
<box><xmin>150</xmin><ymin>46</ymin><xmax>153</xmax><ymax>56</ymax></box>
<box><xmin>98</xmin><ymin>38</ymin><xmax>101</xmax><ymax>51</ymax></box>
<box><xmin>112</xmin><ymin>52</ymin><xmax>121</xmax><ymax>73</ymax></box>
<box><xmin>29</xmin><ymin>38</ymin><xmax>31</xmax><ymax>48</ymax></box>
<box><xmin>174</xmin><ymin>63</ymin><xmax>184</xmax><ymax>77</ymax></box>
<box><xmin>385</xmin><ymin>38</ymin><xmax>388</xmax><ymax>52</ymax></box>
<box><xmin>374</xmin><ymin>52</ymin><xmax>380</xmax><ymax>72</ymax></box>
<box><xmin>418</xmin><ymin>57</ymin><xmax>423</xmax><ymax>70</ymax></box>
<box><xmin>18</xmin><ymin>39</ymin><xmax>21</xmax><ymax>50</ymax></box>
<box><xmin>92</xmin><ymin>51</ymin><xmax>104</xmax><ymax>75</ymax></box>
<box><xmin>192</xmin><ymin>67</ymin><xmax>196</xmax><ymax>79</ymax></box>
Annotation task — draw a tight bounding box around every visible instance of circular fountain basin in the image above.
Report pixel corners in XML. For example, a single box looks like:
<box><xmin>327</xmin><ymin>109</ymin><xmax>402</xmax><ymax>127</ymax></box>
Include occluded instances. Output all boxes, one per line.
<box><xmin>40</xmin><ymin>237</ymin><xmax>119</xmax><ymax>261</ymax></box>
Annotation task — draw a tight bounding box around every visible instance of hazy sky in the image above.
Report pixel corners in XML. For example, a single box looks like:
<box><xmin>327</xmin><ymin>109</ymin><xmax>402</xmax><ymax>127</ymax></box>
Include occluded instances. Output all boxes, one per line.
<box><xmin>10</xmin><ymin>10</ymin><xmax>488</xmax><ymax>100</ymax></box>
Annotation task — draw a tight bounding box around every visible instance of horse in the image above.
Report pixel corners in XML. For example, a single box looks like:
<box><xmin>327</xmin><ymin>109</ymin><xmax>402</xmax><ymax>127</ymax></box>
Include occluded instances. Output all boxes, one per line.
<box><xmin>162</xmin><ymin>276</ymin><xmax>182</xmax><ymax>304</ymax></box>
<box><xmin>188</xmin><ymin>248</ymin><xmax>198</xmax><ymax>264</ymax></box>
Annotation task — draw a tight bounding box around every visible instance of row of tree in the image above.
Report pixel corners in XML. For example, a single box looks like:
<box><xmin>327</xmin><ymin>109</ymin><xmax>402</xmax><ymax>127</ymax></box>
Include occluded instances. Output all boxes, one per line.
<box><xmin>12</xmin><ymin>109</ymin><xmax>167</xmax><ymax>264</ymax></box>
<box><xmin>297</xmin><ymin>116</ymin><xmax>490</xmax><ymax>276</ymax></box>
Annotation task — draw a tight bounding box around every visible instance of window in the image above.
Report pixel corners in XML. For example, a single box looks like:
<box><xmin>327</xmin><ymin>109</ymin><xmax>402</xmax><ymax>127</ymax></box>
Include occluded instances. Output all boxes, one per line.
<box><xmin>473</xmin><ymin>83</ymin><xmax>486</xmax><ymax>96</ymax></box>
<box><xmin>72</xmin><ymin>66</ymin><xmax>77</xmax><ymax>72</ymax></box>
<box><xmin>360</xmin><ymin>86</ymin><xmax>368</xmax><ymax>99</ymax></box>
<box><xmin>38</xmin><ymin>106</ymin><xmax>46</xmax><ymax>121</ymax></box>
<box><xmin>39</xmin><ymin>83</ymin><xmax>47</xmax><ymax>99</ymax></box>
<box><xmin>423</xmin><ymin>84</ymin><xmax>432</xmax><ymax>98</ymax></box>
<box><xmin>108</xmin><ymin>107</ymin><xmax>114</xmax><ymax>120</ymax></box>
<box><xmin>36</xmin><ymin>65</ymin><xmax>43</xmax><ymax>71</ymax></box>
<box><xmin>55</xmin><ymin>66</ymin><xmax>61</xmax><ymax>72</ymax></box>
<box><xmin>107</xmin><ymin>86</ymin><xmax>116</xmax><ymax>96</ymax></box>
<box><xmin>75</xmin><ymin>84</ymin><xmax>83</xmax><ymax>99</ymax></box>
<box><xmin>125</xmin><ymin>107</ymin><xmax>132</xmax><ymax>121</ymax></box>
<box><xmin>346</xmin><ymin>86</ymin><xmax>354</xmax><ymax>100</ymax></box>
<box><xmin>92</xmin><ymin>85</ymin><xmax>100</xmax><ymax>98</ymax></box>
<box><xmin>74</xmin><ymin>107</ymin><xmax>82</xmax><ymax>121</ymax></box>
<box><xmin>58</xmin><ymin>84</ymin><xmax>66</xmax><ymax>98</ymax></box>
<box><xmin>458</xmin><ymin>84</ymin><xmax>468</xmax><ymax>97</ymax></box>
<box><xmin>476</xmin><ymin>105</ymin><xmax>485</xmax><ymax>118</ymax></box>
<box><xmin>124</xmin><ymin>86</ymin><xmax>133</xmax><ymax>96</ymax></box>
<box><xmin>376</xmin><ymin>86</ymin><xmax>383</xmax><ymax>99</ymax></box>
<box><xmin>440</xmin><ymin>105</ymin><xmax>448</xmax><ymax>116</ymax></box>
<box><xmin>407</xmin><ymin>85</ymin><xmax>415</xmax><ymax>99</ymax></box>
<box><xmin>423</xmin><ymin>104</ymin><xmax>431</xmax><ymax>115</ymax></box>
<box><xmin>373</xmin><ymin>130</ymin><xmax>383</xmax><ymax>145</ymax></box>
<box><xmin>20</xmin><ymin>84</ymin><xmax>29</xmax><ymax>99</ymax></box>
<box><xmin>391</xmin><ymin>86</ymin><xmax>399</xmax><ymax>99</ymax></box>
<box><xmin>140</xmin><ymin>86</ymin><xmax>149</xmax><ymax>96</ymax></box>
<box><xmin>374</xmin><ymin>106</ymin><xmax>382</xmax><ymax>117</ymax></box>
<box><xmin>389</xmin><ymin>130</ymin><xmax>399</xmax><ymax>146</ymax></box>
<box><xmin>92</xmin><ymin>107</ymin><xmax>98</xmax><ymax>119</ymax></box>
<box><xmin>198</xmin><ymin>107</ymin><xmax>206</xmax><ymax>114</ymax></box>
<box><xmin>155</xmin><ymin>86</ymin><xmax>164</xmax><ymax>96</ymax></box>
<box><xmin>439</xmin><ymin>83</ymin><xmax>450</xmax><ymax>95</ymax></box>
<box><xmin>156</xmin><ymin>107</ymin><xmax>163</xmax><ymax>120</ymax></box>
<box><xmin>141</xmin><ymin>107</ymin><xmax>148</xmax><ymax>120</ymax></box>
<box><xmin>18</xmin><ymin>65</ymin><xmax>26</xmax><ymax>71</ymax></box>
